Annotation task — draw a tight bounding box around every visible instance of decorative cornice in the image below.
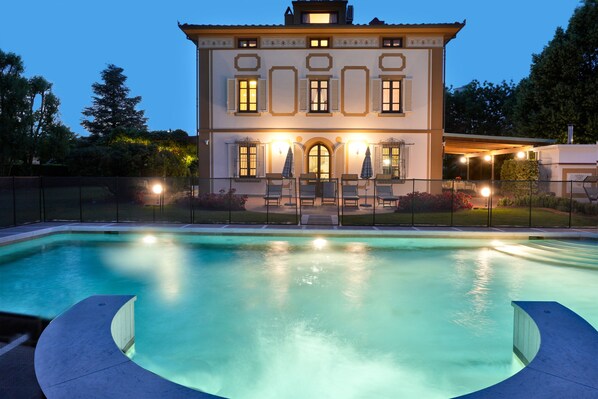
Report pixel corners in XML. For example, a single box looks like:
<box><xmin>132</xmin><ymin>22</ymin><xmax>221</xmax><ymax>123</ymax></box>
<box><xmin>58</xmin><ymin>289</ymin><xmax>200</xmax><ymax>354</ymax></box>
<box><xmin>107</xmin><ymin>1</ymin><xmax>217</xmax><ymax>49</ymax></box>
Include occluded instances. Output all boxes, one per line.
<box><xmin>197</xmin><ymin>37</ymin><xmax>234</xmax><ymax>49</ymax></box>
<box><xmin>406</xmin><ymin>36</ymin><xmax>443</xmax><ymax>48</ymax></box>
<box><xmin>261</xmin><ymin>37</ymin><xmax>306</xmax><ymax>48</ymax></box>
<box><xmin>379</xmin><ymin>53</ymin><xmax>407</xmax><ymax>72</ymax></box>
<box><xmin>234</xmin><ymin>54</ymin><xmax>261</xmax><ymax>72</ymax></box>
<box><xmin>333</xmin><ymin>37</ymin><xmax>379</xmax><ymax>48</ymax></box>
<box><xmin>306</xmin><ymin>53</ymin><xmax>333</xmax><ymax>72</ymax></box>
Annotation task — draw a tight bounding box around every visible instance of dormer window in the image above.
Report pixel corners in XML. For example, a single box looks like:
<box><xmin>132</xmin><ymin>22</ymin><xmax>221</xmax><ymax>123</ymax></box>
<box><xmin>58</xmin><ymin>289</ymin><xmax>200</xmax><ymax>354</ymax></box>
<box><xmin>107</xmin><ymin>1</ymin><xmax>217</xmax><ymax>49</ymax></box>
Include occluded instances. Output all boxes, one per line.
<box><xmin>302</xmin><ymin>12</ymin><xmax>338</xmax><ymax>24</ymax></box>
<box><xmin>238</xmin><ymin>38</ymin><xmax>258</xmax><ymax>48</ymax></box>
<box><xmin>309</xmin><ymin>38</ymin><xmax>329</xmax><ymax>48</ymax></box>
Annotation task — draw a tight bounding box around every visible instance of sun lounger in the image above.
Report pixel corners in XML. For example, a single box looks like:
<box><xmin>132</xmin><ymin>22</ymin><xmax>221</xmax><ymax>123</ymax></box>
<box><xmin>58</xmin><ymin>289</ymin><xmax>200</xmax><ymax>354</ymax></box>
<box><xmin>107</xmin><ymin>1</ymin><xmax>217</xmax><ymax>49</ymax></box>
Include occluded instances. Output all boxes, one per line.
<box><xmin>583</xmin><ymin>176</ymin><xmax>598</xmax><ymax>203</ymax></box>
<box><xmin>263</xmin><ymin>184</ymin><xmax>283</xmax><ymax>206</ymax></box>
<box><xmin>376</xmin><ymin>185</ymin><xmax>399</xmax><ymax>207</ymax></box>
<box><xmin>321</xmin><ymin>181</ymin><xmax>337</xmax><ymax>205</ymax></box>
<box><xmin>299</xmin><ymin>184</ymin><xmax>316</xmax><ymax>206</ymax></box>
<box><xmin>342</xmin><ymin>185</ymin><xmax>360</xmax><ymax>207</ymax></box>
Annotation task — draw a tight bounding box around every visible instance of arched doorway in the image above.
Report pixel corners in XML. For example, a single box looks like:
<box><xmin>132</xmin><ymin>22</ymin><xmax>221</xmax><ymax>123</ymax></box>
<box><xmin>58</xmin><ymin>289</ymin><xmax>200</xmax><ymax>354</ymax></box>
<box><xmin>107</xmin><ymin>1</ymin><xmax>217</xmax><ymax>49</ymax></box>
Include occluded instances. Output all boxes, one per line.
<box><xmin>307</xmin><ymin>143</ymin><xmax>330</xmax><ymax>179</ymax></box>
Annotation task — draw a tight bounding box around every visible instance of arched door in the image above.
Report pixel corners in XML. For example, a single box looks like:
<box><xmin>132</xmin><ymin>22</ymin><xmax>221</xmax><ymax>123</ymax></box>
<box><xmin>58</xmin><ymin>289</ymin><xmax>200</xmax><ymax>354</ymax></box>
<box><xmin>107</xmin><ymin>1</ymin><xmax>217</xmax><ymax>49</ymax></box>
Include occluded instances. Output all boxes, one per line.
<box><xmin>308</xmin><ymin>144</ymin><xmax>330</xmax><ymax>179</ymax></box>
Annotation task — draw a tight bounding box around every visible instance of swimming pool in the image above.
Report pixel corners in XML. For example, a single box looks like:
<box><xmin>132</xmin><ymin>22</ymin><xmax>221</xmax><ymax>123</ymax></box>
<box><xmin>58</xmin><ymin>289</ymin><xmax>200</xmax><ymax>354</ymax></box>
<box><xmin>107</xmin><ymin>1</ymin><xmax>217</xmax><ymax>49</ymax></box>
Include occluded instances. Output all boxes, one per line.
<box><xmin>1</xmin><ymin>232</ymin><xmax>597</xmax><ymax>398</ymax></box>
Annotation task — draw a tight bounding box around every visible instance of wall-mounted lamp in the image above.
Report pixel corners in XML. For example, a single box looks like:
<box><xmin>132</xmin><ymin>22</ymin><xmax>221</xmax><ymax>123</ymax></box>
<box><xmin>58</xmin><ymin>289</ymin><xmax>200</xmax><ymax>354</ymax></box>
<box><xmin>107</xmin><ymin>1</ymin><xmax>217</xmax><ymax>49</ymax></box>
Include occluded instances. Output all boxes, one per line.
<box><xmin>203</xmin><ymin>139</ymin><xmax>210</xmax><ymax>146</ymax></box>
<box><xmin>459</xmin><ymin>156</ymin><xmax>467</xmax><ymax>164</ymax></box>
<box><xmin>484</xmin><ymin>154</ymin><xmax>492</xmax><ymax>162</ymax></box>
<box><xmin>516</xmin><ymin>151</ymin><xmax>526</xmax><ymax>160</ymax></box>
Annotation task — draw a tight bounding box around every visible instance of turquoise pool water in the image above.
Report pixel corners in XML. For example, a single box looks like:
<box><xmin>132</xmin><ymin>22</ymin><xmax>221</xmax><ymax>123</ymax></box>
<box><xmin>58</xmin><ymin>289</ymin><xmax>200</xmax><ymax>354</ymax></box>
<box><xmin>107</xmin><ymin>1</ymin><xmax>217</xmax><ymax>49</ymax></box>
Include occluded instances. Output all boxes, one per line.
<box><xmin>1</xmin><ymin>233</ymin><xmax>597</xmax><ymax>398</ymax></box>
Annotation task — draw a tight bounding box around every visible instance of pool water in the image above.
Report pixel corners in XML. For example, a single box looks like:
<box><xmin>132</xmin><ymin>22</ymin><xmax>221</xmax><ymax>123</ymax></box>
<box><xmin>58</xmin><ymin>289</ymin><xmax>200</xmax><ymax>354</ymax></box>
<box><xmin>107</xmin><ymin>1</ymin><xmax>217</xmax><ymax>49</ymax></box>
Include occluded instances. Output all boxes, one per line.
<box><xmin>1</xmin><ymin>233</ymin><xmax>597</xmax><ymax>398</ymax></box>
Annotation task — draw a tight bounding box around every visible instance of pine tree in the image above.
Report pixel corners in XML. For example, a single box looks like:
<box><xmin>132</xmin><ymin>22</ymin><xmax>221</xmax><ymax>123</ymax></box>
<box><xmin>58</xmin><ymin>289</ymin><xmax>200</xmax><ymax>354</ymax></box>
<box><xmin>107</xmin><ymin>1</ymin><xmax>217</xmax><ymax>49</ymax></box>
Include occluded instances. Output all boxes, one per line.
<box><xmin>82</xmin><ymin>64</ymin><xmax>148</xmax><ymax>138</ymax></box>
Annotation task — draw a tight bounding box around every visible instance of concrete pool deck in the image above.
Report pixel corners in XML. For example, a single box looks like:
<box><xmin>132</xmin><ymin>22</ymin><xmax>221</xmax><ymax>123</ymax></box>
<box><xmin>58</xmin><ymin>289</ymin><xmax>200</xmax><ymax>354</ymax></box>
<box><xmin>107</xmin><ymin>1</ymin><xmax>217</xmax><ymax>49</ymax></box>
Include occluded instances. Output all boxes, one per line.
<box><xmin>1</xmin><ymin>222</ymin><xmax>597</xmax><ymax>246</ymax></box>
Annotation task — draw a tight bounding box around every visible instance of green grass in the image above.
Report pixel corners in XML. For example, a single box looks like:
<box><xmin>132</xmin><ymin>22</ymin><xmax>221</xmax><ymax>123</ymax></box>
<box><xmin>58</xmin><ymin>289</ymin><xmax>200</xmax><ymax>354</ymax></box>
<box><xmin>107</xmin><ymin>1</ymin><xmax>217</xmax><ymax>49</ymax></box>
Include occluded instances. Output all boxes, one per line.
<box><xmin>342</xmin><ymin>207</ymin><xmax>598</xmax><ymax>228</ymax></box>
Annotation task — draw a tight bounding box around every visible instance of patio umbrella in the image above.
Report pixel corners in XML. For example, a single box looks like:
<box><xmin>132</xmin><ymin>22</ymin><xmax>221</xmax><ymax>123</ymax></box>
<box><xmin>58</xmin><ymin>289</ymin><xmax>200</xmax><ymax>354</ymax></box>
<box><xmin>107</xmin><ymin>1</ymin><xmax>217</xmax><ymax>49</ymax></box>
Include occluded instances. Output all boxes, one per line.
<box><xmin>360</xmin><ymin>146</ymin><xmax>373</xmax><ymax>207</ymax></box>
<box><xmin>281</xmin><ymin>147</ymin><xmax>295</xmax><ymax>205</ymax></box>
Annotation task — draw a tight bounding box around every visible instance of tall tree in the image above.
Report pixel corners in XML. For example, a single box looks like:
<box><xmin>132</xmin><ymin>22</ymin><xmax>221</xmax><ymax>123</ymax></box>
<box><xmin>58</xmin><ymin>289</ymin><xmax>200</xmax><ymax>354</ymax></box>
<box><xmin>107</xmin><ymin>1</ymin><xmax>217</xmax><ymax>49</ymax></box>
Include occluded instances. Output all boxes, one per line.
<box><xmin>445</xmin><ymin>80</ymin><xmax>517</xmax><ymax>136</ymax></box>
<box><xmin>81</xmin><ymin>64</ymin><xmax>148</xmax><ymax>138</ymax></box>
<box><xmin>0</xmin><ymin>50</ymin><xmax>29</xmax><ymax>175</ymax></box>
<box><xmin>513</xmin><ymin>0</ymin><xmax>598</xmax><ymax>143</ymax></box>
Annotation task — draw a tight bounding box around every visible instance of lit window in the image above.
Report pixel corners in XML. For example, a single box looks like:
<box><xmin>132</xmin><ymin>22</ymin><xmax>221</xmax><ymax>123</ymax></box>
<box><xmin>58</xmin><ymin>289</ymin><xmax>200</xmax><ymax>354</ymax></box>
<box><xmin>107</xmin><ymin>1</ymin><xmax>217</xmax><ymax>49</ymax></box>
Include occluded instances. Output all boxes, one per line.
<box><xmin>238</xmin><ymin>39</ymin><xmax>258</xmax><ymax>48</ymax></box>
<box><xmin>309</xmin><ymin>38</ymin><xmax>329</xmax><ymax>48</ymax></box>
<box><xmin>238</xmin><ymin>79</ymin><xmax>258</xmax><ymax>112</ymax></box>
<box><xmin>310</xmin><ymin>80</ymin><xmax>329</xmax><ymax>113</ymax></box>
<box><xmin>382</xmin><ymin>145</ymin><xmax>401</xmax><ymax>179</ymax></box>
<box><xmin>382</xmin><ymin>80</ymin><xmax>401</xmax><ymax>113</ymax></box>
<box><xmin>302</xmin><ymin>12</ymin><xmax>338</xmax><ymax>24</ymax></box>
<box><xmin>382</xmin><ymin>38</ymin><xmax>403</xmax><ymax>48</ymax></box>
<box><xmin>239</xmin><ymin>144</ymin><xmax>257</xmax><ymax>177</ymax></box>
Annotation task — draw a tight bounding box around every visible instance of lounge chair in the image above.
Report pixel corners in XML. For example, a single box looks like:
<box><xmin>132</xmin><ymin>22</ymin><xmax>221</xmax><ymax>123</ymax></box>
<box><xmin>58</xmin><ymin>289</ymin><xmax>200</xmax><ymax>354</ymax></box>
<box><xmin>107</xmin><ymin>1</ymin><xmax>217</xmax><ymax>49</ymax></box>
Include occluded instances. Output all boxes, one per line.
<box><xmin>299</xmin><ymin>184</ymin><xmax>316</xmax><ymax>206</ymax></box>
<box><xmin>342</xmin><ymin>185</ymin><xmax>360</xmax><ymax>207</ymax></box>
<box><xmin>263</xmin><ymin>184</ymin><xmax>283</xmax><ymax>206</ymax></box>
<box><xmin>376</xmin><ymin>185</ymin><xmax>399</xmax><ymax>207</ymax></box>
<box><xmin>321</xmin><ymin>181</ymin><xmax>337</xmax><ymax>205</ymax></box>
<box><xmin>583</xmin><ymin>176</ymin><xmax>598</xmax><ymax>203</ymax></box>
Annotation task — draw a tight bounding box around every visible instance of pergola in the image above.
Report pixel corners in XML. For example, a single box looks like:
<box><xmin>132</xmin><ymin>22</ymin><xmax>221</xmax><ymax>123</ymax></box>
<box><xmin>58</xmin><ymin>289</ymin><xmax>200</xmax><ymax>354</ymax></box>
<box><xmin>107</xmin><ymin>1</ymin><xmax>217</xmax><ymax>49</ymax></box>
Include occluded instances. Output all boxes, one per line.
<box><xmin>443</xmin><ymin>132</ymin><xmax>555</xmax><ymax>179</ymax></box>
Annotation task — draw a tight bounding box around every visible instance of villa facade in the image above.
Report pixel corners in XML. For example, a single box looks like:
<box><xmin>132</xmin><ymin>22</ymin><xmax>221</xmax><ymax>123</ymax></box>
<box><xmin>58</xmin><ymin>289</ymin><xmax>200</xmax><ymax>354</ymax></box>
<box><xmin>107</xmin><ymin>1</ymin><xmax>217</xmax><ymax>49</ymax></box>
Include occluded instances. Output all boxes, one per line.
<box><xmin>180</xmin><ymin>0</ymin><xmax>464</xmax><ymax>192</ymax></box>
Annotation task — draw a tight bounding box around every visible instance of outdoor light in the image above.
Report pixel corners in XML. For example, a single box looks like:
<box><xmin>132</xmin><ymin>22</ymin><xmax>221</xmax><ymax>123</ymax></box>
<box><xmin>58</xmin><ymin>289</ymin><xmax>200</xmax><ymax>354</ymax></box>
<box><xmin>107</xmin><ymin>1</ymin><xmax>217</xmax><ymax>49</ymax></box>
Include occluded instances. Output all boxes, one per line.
<box><xmin>142</xmin><ymin>235</ymin><xmax>157</xmax><ymax>245</ymax></box>
<box><xmin>313</xmin><ymin>238</ymin><xmax>327</xmax><ymax>250</ymax></box>
<box><xmin>484</xmin><ymin>155</ymin><xmax>492</xmax><ymax>162</ymax></box>
<box><xmin>517</xmin><ymin>151</ymin><xmax>526</xmax><ymax>159</ymax></box>
<box><xmin>481</xmin><ymin>187</ymin><xmax>491</xmax><ymax>198</ymax></box>
<box><xmin>460</xmin><ymin>156</ymin><xmax>467</xmax><ymax>164</ymax></box>
<box><xmin>152</xmin><ymin>184</ymin><xmax>163</xmax><ymax>195</ymax></box>
<box><xmin>383</xmin><ymin>159</ymin><xmax>391</xmax><ymax>166</ymax></box>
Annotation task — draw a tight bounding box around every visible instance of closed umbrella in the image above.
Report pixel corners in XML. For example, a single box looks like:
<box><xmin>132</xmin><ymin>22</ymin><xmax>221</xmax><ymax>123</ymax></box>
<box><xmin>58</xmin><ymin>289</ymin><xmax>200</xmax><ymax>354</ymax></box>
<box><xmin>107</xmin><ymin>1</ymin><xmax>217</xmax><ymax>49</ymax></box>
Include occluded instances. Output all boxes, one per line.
<box><xmin>360</xmin><ymin>146</ymin><xmax>373</xmax><ymax>207</ymax></box>
<box><xmin>282</xmin><ymin>147</ymin><xmax>295</xmax><ymax>205</ymax></box>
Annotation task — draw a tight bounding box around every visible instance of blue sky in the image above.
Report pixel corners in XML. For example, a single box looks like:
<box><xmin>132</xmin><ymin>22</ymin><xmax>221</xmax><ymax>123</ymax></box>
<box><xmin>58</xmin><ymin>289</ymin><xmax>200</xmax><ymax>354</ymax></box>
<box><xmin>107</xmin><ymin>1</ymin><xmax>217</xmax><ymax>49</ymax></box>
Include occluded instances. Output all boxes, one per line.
<box><xmin>0</xmin><ymin>0</ymin><xmax>580</xmax><ymax>136</ymax></box>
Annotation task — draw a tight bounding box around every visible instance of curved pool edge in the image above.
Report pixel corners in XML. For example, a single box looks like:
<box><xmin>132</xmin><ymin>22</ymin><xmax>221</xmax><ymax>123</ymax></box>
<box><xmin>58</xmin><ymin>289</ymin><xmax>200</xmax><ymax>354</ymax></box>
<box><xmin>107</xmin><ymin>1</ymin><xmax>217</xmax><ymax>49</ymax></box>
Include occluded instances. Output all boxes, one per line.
<box><xmin>454</xmin><ymin>301</ymin><xmax>598</xmax><ymax>398</ymax></box>
<box><xmin>34</xmin><ymin>295</ymin><xmax>225</xmax><ymax>399</ymax></box>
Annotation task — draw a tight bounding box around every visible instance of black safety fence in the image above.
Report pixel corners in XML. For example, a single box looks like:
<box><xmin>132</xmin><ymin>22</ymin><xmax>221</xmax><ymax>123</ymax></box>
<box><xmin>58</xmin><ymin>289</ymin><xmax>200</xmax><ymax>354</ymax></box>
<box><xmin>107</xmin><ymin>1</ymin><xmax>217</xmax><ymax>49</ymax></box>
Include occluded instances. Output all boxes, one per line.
<box><xmin>0</xmin><ymin>177</ymin><xmax>596</xmax><ymax>229</ymax></box>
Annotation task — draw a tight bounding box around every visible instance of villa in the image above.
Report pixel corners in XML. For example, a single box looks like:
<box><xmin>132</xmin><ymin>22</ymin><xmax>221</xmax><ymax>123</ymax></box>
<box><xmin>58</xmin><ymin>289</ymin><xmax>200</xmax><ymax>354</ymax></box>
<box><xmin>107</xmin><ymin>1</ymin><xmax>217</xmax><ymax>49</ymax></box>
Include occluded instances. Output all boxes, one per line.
<box><xmin>179</xmin><ymin>0</ymin><xmax>464</xmax><ymax>192</ymax></box>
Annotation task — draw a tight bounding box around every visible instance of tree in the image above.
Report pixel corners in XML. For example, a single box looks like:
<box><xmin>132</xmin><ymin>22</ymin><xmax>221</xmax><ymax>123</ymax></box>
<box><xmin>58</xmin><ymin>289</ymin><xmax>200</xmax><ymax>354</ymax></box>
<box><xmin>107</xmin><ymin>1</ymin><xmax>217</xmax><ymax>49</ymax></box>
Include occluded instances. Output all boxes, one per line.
<box><xmin>445</xmin><ymin>80</ymin><xmax>517</xmax><ymax>136</ymax></box>
<box><xmin>0</xmin><ymin>50</ymin><xmax>29</xmax><ymax>175</ymax></box>
<box><xmin>81</xmin><ymin>64</ymin><xmax>148</xmax><ymax>138</ymax></box>
<box><xmin>513</xmin><ymin>0</ymin><xmax>598</xmax><ymax>143</ymax></box>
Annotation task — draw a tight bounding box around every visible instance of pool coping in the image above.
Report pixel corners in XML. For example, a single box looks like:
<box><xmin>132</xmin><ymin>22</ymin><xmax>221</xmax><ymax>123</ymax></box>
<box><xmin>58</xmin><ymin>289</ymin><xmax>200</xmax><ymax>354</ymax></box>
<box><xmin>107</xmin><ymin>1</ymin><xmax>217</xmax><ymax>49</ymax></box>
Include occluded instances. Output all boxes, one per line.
<box><xmin>1</xmin><ymin>222</ymin><xmax>597</xmax><ymax>247</ymax></box>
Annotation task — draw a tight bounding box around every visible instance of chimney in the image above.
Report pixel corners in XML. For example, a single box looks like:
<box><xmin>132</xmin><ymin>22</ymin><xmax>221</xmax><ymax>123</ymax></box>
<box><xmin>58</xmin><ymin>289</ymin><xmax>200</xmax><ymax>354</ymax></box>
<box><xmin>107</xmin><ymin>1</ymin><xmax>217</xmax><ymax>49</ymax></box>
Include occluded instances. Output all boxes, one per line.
<box><xmin>346</xmin><ymin>5</ymin><xmax>354</xmax><ymax>24</ymax></box>
<box><xmin>284</xmin><ymin>6</ymin><xmax>294</xmax><ymax>25</ymax></box>
<box><xmin>567</xmin><ymin>124</ymin><xmax>574</xmax><ymax>144</ymax></box>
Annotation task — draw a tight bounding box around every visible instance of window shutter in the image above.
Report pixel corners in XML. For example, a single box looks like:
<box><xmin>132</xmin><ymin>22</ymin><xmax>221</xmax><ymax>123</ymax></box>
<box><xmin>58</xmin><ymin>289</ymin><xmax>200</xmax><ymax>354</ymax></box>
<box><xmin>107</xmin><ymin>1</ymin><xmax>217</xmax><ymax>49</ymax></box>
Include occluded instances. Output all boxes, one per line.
<box><xmin>258</xmin><ymin>79</ymin><xmax>267</xmax><ymax>111</ymax></box>
<box><xmin>299</xmin><ymin>79</ymin><xmax>308</xmax><ymax>112</ymax></box>
<box><xmin>400</xmin><ymin>142</ymin><xmax>408</xmax><ymax>179</ymax></box>
<box><xmin>371</xmin><ymin>79</ymin><xmax>382</xmax><ymax>113</ymax></box>
<box><xmin>226</xmin><ymin>79</ymin><xmax>237</xmax><ymax>113</ymax></box>
<box><xmin>228</xmin><ymin>143</ymin><xmax>239</xmax><ymax>177</ymax></box>
<box><xmin>374</xmin><ymin>145</ymin><xmax>383</xmax><ymax>176</ymax></box>
<box><xmin>403</xmin><ymin>78</ymin><xmax>413</xmax><ymax>112</ymax></box>
<box><xmin>330</xmin><ymin>78</ymin><xmax>339</xmax><ymax>112</ymax></box>
<box><xmin>257</xmin><ymin>144</ymin><xmax>266</xmax><ymax>177</ymax></box>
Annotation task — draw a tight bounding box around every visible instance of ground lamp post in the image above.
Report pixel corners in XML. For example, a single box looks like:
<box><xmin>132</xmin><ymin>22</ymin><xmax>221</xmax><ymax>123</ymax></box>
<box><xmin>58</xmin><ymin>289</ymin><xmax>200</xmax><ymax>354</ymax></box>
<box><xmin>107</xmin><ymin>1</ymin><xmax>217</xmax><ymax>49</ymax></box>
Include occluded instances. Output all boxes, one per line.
<box><xmin>152</xmin><ymin>183</ymin><xmax>163</xmax><ymax>223</ymax></box>
<box><xmin>481</xmin><ymin>186</ymin><xmax>491</xmax><ymax>226</ymax></box>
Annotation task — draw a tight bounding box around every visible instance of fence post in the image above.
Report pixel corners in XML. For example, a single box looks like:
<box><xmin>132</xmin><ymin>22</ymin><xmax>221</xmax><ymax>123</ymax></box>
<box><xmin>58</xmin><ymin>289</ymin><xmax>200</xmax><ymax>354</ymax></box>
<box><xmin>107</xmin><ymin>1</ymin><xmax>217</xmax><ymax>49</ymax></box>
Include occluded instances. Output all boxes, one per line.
<box><xmin>528</xmin><ymin>180</ymin><xmax>533</xmax><ymax>228</ymax></box>
<box><xmin>79</xmin><ymin>177</ymin><xmax>83</xmax><ymax>222</ymax></box>
<box><xmin>411</xmin><ymin>179</ymin><xmax>415</xmax><ymax>226</ymax></box>
<box><xmin>450</xmin><ymin>180</ymin><xmax>454</xmax><ymax>227</ymax></box>
<box><xmin>568</xmin><ymin>180</ymin><xmax>573</xmax><ymax>228</ymax></box>
<box><xmin>12</xmin><ymin>176</ymin><xmax>17</xmax><ymax>226</ymax></box>
<box><xmin>189</xmin><ymin>176</ymin><xmax>193</xmax><ymax>224</ymax></box>
<box><xmin>39</xmin><ymin>176</ymin><xmax>43</xmax><ymax>223</ymax></box>
<box><xmin>228</xmin><ymin>178</ymin><xmax>232</xmax><ymax>224</ymax></box>
<box><xmin>115</xmin><ymin>177</ymin><xmax>119</xmax><ymax>223</ymax></box>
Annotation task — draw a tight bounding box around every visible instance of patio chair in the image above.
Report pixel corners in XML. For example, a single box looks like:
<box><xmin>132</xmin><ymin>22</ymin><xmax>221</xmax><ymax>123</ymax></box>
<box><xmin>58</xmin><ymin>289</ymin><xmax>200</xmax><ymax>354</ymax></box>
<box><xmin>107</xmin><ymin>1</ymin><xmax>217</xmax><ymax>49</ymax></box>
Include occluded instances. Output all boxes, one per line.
<box><xmin>376</xmin><ymin>185</ymin><xmax>399</xmax><ymax>207</ymax></box>
<box><xmin>342</xmin><ymin>185</ymin><xmax>360</xmax><ymax>207</ymax></box>
<box><xmin>299</xmin><ymin>184</ymin><xmax>316</xmax><ymax>206</ymax></box>
<box><xmin>321</xmin><ymin>181</ymin><xmax>337</xmax><ymax>205</ymax></box>
<box><xmin>263</xmin><ymin>184</ymin><xmax>283</xmax><ymax>206</ymax></box>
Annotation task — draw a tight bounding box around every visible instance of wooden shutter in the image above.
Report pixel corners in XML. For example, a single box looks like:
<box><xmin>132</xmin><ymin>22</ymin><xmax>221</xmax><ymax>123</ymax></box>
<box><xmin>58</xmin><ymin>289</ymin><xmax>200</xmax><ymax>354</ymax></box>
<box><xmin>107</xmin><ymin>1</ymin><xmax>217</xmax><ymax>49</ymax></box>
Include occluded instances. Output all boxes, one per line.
<box><xmin>257</xmin><ymin>144</ymin><xmax>266</xmax><ymax>177</ymax></box>
<box><xmin>400</xmin><ymin>142</ymin><xmax>408</xmax><ymax>179</ymax></box>
<box><xmin>258</xmin><ymin>79</ymin><xmax>267</xmax><ymax>112</ymax></box>
<box><xmin>226</xmin><ymin>79</ymin><xmax>237</xmax><ymax>113</ymax></box>
<box><xmin>299</xmin><ymin>79</ymin><xmax>308</xmax><ymax>112</ymax></box>
<box><xmin>403</xmin><ymin>78</ymin><xmax>413</xmax><ymax>112</ymax></box>
<box><xmin>228</xmin><ymin>143</ymin><xmax>239</xmax><ymax>177</ymax></box>
<box><xmin>371</xmin><ymin>79</ymin><xmax>382</xmax><ymax>113</ymax></box>
<box><xmin>374</xmin><ymin>145</ymin><xmax>383</xmax><ymax>176</ymax></box>
<box><xmin>330</xmin><ymin>78</ymin><xmax>340</xmax><ymax>112</ymax></box>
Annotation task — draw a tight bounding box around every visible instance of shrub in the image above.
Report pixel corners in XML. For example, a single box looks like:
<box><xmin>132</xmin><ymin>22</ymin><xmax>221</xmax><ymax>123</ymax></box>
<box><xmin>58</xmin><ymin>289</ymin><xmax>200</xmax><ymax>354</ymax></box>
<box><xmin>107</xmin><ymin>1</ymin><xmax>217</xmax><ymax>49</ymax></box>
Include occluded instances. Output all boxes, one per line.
<box><xmin>193</xmin><ymin>188</ymin><xmax>247</xmax><ymax>211</ymax></box>
<box><xmin>397</xmin><ymin>191</ymin><xmax>473</xmax><ymax>212</ymax></box>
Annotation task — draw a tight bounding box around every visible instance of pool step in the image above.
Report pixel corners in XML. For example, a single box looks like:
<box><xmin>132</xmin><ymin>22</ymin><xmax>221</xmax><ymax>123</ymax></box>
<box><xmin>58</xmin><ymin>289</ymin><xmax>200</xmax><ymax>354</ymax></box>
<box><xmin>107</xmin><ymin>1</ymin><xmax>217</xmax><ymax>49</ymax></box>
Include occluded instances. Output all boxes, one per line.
<box><xmin>493</xmin><ymin>240</ymin><xmax>598</xmax><ymax>269</ymax></box>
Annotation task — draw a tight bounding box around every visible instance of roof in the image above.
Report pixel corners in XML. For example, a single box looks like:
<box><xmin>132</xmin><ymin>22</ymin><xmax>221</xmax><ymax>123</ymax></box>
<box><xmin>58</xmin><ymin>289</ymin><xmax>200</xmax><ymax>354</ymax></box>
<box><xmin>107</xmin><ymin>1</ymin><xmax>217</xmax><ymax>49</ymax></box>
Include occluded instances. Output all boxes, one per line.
<box><xmin>443</xmin><ymin>133</ymin><xmax>556</xmax><ymax>156</ymax></box>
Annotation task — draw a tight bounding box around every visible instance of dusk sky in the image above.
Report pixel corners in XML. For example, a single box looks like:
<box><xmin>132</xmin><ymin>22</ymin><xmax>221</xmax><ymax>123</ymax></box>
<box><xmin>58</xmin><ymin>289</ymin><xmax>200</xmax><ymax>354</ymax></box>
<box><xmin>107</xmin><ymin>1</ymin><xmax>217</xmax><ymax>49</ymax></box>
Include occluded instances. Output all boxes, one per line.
<box><xmin>0</xmin><ymin>0</ymin><xmax>580</xmax><ymax>137</ymax></box>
